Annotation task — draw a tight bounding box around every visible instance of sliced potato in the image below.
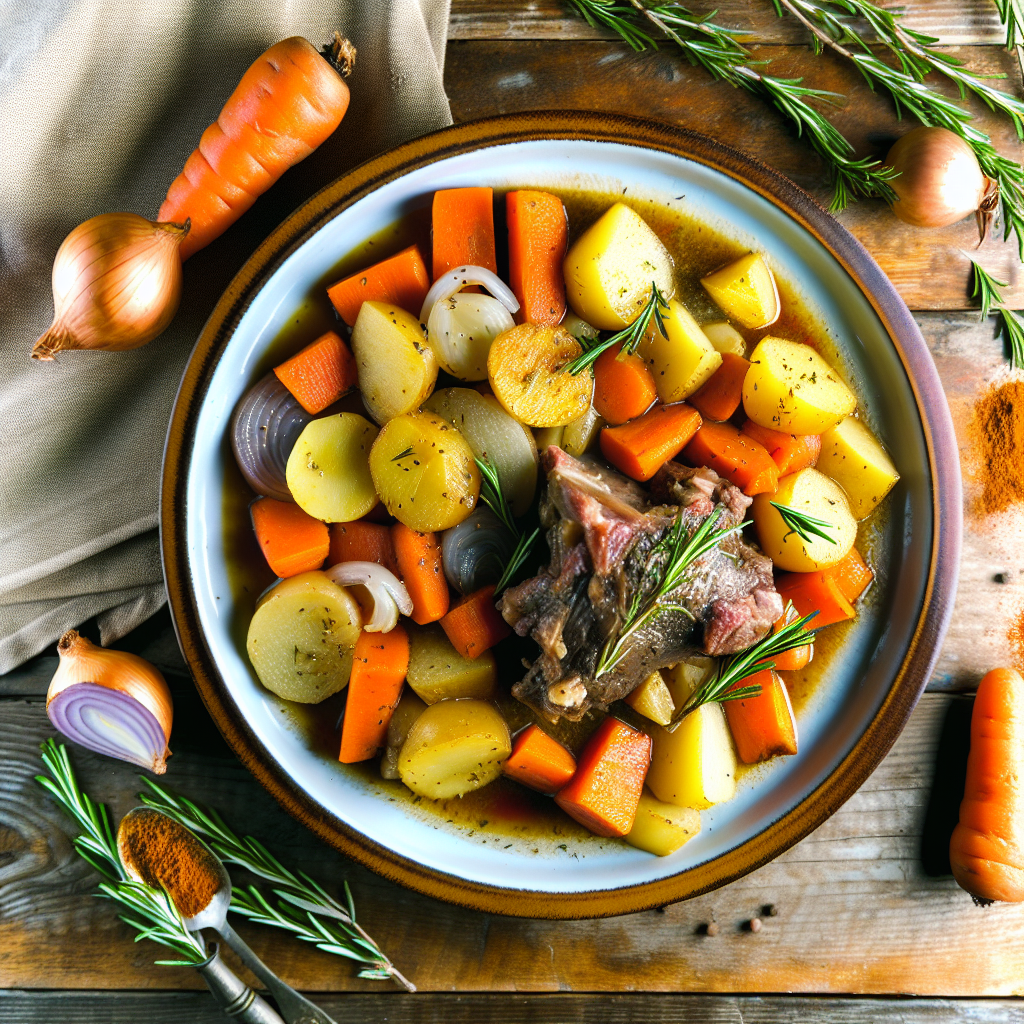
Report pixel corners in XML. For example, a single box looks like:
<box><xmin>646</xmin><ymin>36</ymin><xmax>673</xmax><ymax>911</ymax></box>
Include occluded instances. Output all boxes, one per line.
<box><xmin>368</xmin><ymin>411</ymin><xmax>480</xmax><ymax>532</ymax></box>
<box><xmin>285</xmin><ymin>413</ymin><xmax>379</xmax><ymax>522</ymax></box>
<box><xmin>351</xmin><ymin>300</ymin><xmax>437</xmax><ymax>424</ymax></box>
<box><xmin>743</xmin><ymin>337</ymin><xmax>856</xmax><ymax>434</ymax></box>
<box><xmin>624</xmin><ymin>671</ymin><xmax>675</xmax><ymax>727</ymax></box>
<box><xmin>626</xmin><ymin>789</ymin><xmax>701</xmax><ymax>856</ymax></box>
<box><xmin>424</xmin><ymin>387</ymin><xmax>537</xmax><ymax>516</ymax></box>
<box><xmin>247</xmin><ymin>571</ymin><xmax>362</xmax><ymax>703</ymax></box>
<box><xmin>751</xmin><ymin>467</ymin><xmax>857</xmax><ymax>572</ymax></box>
<box><xmin>407</xmin><ymin>624</ymin><xmax>498</xmax><ymax>704</ymax></box>
<box><xmin>563</xmin><ymin>202</ymin><xmax>675</xmax><ymax>330</ymax></box>
<box><xmin>637</xmin><ymin>299</ymin><xmax>722</xmax><ymax>403</ymax></box>
<box><xmin>702</xmin><ymin>321</ymin><xmax>747</xmax><ymax>357</ymax></box>
<box><xmin>533</xmin><ymin>425</ymin><xmax>564</xmax><ymax>451</ymax></box>
<box><xmin>398</xmin><ymin>699</ymin><xmax>511</xmax><ymax>799</ymax></box>
<box><xmin>562</xmin><ymin>402</ymin><xmax>605</xmax><ymax>457</ymax></box>
<box><xmin>701</xmin><ymin>252</ymin><xmax>780</xmax><ymax>329</ymax></box>
<box><xmin>488</xmin><ymin>323</ymin><xmax>593</xmax><ymax>428</ymax></box>
<box><xmin>647</xmin><ymin>703</ymin><xmax>737</xmax><ymax>810</ymax></box>
<box><xmin>381</xmin><ymin>688</ymin><xmax>427</xmax><ymax>780</ymax></box>
<box><xmin>817</xmin><ymin>416</ymin><xmax>900</xmax><ymax>519</ymax></box>
<box><xmin>663</xmin><ymin>658</ymin><xmax>714</xmax><ymax>708</ymax></box>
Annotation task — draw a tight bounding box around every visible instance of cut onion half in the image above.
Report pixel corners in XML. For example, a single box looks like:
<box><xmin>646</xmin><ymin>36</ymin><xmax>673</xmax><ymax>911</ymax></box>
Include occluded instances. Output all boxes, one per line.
<box><xmin>419</xmin><ymin>265</ymin><xmax>520</xmax><ymax>323</ymax></box>
<box><xmin>325</xmin><ymin>561</ymin><xmax>413</xmax><ymax>632</ymax></box>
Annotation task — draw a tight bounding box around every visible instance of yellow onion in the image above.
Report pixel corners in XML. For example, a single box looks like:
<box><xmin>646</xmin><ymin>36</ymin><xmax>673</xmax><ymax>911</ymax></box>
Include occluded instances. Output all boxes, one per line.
<box><xmin>885</xmin><ymin>126</ymin><xmax>999</xmax><ymax>240</ymax></box>
<box><xmin>32</xmin><ymin>212</ymin><xmax>189</xmax><ymax>361</ymax></box>
<box><xmin>46</xmin><ymin>629</ymin><xmax>173</xmax><ymax>773</ymax></box>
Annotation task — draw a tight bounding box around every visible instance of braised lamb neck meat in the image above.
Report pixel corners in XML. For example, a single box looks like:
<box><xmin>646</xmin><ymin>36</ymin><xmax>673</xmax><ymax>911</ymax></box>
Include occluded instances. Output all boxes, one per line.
<box><xmin>499</xmin><ymin>448</ymin><xmax>782</xmax><ymax>723</ymax></box>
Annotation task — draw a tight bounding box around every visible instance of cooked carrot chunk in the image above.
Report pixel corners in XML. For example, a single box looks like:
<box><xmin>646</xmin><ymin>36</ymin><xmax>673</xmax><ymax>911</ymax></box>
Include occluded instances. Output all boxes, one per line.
<box><xmin>503</xmin><ymin>724</ymin><xmax>577</xmax><ymax>794</ymax></box>
<box><xmin>273</xmin><ymin>331</ymin><xmax>358</xmax><ymax>415</ymax></box>
<box><xmin>327</xmin><ymin>245</ymin><xmax>431</xmax><ymax>326</ymax></box>
<box><xmin>251</xmin><ymin>497</ymin><xmax>329</xmax><ymax>578</ymax></box>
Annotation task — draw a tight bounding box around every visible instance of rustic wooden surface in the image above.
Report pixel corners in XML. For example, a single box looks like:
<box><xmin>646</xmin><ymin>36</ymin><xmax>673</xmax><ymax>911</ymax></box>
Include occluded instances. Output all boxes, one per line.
<box><xmin>4</xmin><ymin>2</ymin><xmax>1024</xmax><ymax>1021</ymax></box>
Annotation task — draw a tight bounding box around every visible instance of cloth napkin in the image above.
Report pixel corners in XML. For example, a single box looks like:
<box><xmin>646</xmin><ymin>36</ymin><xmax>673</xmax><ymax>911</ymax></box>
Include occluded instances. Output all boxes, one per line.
<box><xmin>0</xmin><ymin>0</ymin><xmax>453</xmax><ymax>673</ymax></box>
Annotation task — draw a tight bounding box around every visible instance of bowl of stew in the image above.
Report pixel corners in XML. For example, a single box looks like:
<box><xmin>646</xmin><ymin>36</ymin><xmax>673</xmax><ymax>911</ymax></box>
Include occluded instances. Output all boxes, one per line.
<box><xmin>162</xmin><ymin>111</ymin><xmax>960</xmax><ymax>918</ymax></box>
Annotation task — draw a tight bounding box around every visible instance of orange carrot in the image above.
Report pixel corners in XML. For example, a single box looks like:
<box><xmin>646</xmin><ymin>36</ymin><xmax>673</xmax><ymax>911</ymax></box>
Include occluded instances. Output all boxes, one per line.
<box><xmin>775</xmin><ymin>571</ymin><xmax>855</xmax><ymax>629</ymax></box>
<box><xmin>683</xmin><ymin>420</ymin><xmax>778</xmax><ymax>495</ymax></box>
<box><xmin>554</xmin><ymin>717</ymin><xmax>651</xmax><ymax>838</ymax></box>
<box><xmin>503</xmin><ymin>724</ymin><xmax>578</xmax><ymax>794</ymax></box>
<box><xmin>506</xmin><ymin>190</ymin><xmax>568</xmax><ymax>325</ymax></box>
<box><xmin>273</xmin><ymin>331</ymin><xmax>357</xmax><ymax>414</ymax></box>
<box><xmin>823</xmin><ymin>546</ymin><xmax>873</xmax><ymax>604</ymax></box>
<box><xmin>765</xmin><ymin>606</ymin><xmax>813</xmax><ymax>672</ymax></box>
<box><xmin>724</xmin><ymin>668</ymin><xmax>798</xmax><ymax>764</ymax></box>
<box><xmin>326</xmin><ymin>245</ymin><xmax>431</xmax><ymax>326</ymax></box>
<box><xmin>592</xmin><ymin>344</ymin><xmax>658</xmax><ymax>425</ymax></box>
<box><xmin>688</xmin><ymin>353</ymin><xmax>750</xmax><ymax>422</ymax></box>
<box><xmin>439</xmin><ymin>584</ymin><xmax>510</xmax><ymax>660</ymax></box>
<box><xmin>432</xmin><ymin>187</ymin><xmax>496</xmax><ymax>280</ymax></box>
<box><xmin>600</xmin><ymin>403</ymin><xmax>702</xmax><ymax>482</ymax></box>
<box><xmin>328</xmin><ymin>521</ymin><xmax>399</xmax><ymax>576</ymax></box>
<box><xmin>741</xmin><ymin>420</ymin><xmax>821</xmax><ymax>478</ymax></box>
<box><xmin>250</xmin><ymin>497</ymin><xmax>329</xmax><ymax>577</ymax></box>
<box><xmin>950</xmin><ymin>667</ymin><xmax>1024</xmax><ymax>902</ymax></box>
<box><xmin>338</xmin><ymin>626</ymin><xmax>410</xmax><ymax>763</ymax></box>
<box><xmin>159</xmin><ymin>36</ymin><xmax>353</xmax><ymax>260</ymax></box>
<box><xmin>391</xmin><ymin>524</ymin><xmax>449</xmax><ymax>625</ymax></box>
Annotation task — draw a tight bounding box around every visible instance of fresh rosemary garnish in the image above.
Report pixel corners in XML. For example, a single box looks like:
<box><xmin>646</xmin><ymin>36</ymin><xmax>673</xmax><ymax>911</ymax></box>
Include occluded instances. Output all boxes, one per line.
<box><xmin>666</xmin><ymin>607</ymin><xmax>819</xmax><ymax>728</ymax></box>
<box><xmin>994</xmin><ymin>0</ymin><xmax>1024</xmax><ymax>51</ymax></box>
<box><xmin>770</xmin><ymin>500</ymin><xmax>838</xmax><ymax>545</ymax></box>
<box><xmin>390</xmin><ymin>446</ymin><xmax>415</xmax><ymax>462</ymax></box>
<box><xmin>474</xmin><ymin>456</ymin><xmax>539</xmax><ymax>592</ymax></box>
<box><xmin>1000</xmin><ymin>307</ymin><xmax>1024</xmax><ymax>370</ymax></box>
<box><xmin>969</xmin><ymin>258</ymin><xmax>1024</xmax><ymax>368</ymax></box>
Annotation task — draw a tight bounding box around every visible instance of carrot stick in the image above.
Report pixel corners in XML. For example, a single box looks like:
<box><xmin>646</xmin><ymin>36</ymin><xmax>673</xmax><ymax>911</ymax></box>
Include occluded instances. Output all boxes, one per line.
<box><xmin>600</xmin><ymin>403</ymin><xmax>702</xmax><ymax>482</ymax></box>
<box><xmin>688</xmin><ymin>353</ymin><xmax>750</xmax><ymax>422</ymax></box>
<box><xmin>502</xmin><ymin>723</ymin><xmax>578</xmax><ymax>794</ymax></box>
<box><xmin>250</xmin><ymin>496</ymin><xmax>329</xmax><ymax>577</ymax></box>
<box><xmin>273</xmin><ymin>331</ymin><xmax>357</xmax><ymax>414</ymax></box>
<box><xmin>823</xmin><ymin>546</ymin><xmax>873</xmax><ymax>604</ymax></box>
<box><xmin>439</xmin><ymin>584</ymin><xmax>510</xmax><ymax>660</ymax></box>
<box><xmin>327</xmin><ymin>245</ymin><xmax>431</xmax><ymax>326</ymax></box>
<box><xmin>741</xmin><ymin>420</ymin><xmax>821</xmax><ymax>477</ymax></box>
<box><xmin>159</xmin><ymin>35</ymin><xmax>354</xmax><ymax>260</ymax></box>
<box><xmin>391</xmin><ymin>524</ymin><xmax>450</xmax><ymax>625</ymax></box>
<box><xmin>506</xmin><ymin>190</ymin><xmax>568</xmax><ymax>326</ymax></box>
<box><xmin>775</xmin><ymin>571</ymin><xmax>855</xmax><ymax>629</ymax></box>
<box><xmin>683</xmin><ymin>420</ymin><xmax>778</xmax><ymax>495</ymax></box>
<box><xmin>592</xmin><ymin>344</ymin><xmax>658</xmax><ymax>425</ymax></box>
<box><xmin>432</xmin><ymin>187</ymin><xmax>497</xmax><ymax>280</ymax></box>
<box><xmin>328</xmin><ymin>521</ymin><xmax>399</xmax><ymax>576</ymax></box>
<box><xmin>724</xmin><ymin>668</ymin><xmax>798</xmax><ymax>764</ymax></box>
<box><xmin>339</xmin><ymin>625</ymin><xmax>410</xmax><ymax>764</ymax></box>
<box><xmin>554</xmin><ymin>717</ymin><xmax>651</xmax><ymax>838</ymax></box>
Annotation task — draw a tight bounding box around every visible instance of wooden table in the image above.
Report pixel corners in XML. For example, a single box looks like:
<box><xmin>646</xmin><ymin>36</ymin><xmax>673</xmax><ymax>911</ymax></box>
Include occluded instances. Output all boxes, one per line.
<box><xmin>3</xmin><ymin>2</ymin><xmax>1024</xmax><ymax>1020</ymax></box>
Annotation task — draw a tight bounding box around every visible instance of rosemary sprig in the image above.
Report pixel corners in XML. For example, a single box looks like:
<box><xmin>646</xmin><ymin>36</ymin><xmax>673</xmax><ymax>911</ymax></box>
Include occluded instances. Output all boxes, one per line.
<box><xmin>770</xmin><ymin>500</ymin><xmax>838</xmax><ymax>545</ymax></box>
<box><xmin>139</xmin><ymin>779</ymin><xmax>414</xmax><ymax>989</ymax></box>
<box><xmin>969</xmin><ymin>257</ymin><xmax>1024</xmax><ymax>368</ymax></box>
<box><xmin>475</xmin><ymin>455</ymin><xmax>539</xmax><ymax>591</ymax></box>
<box><xmin>1000</xmin><ymin>306</ymin><xmax>1024</xmax><ymax>368</ymax></box>
<box><xmin>995</xmin><ymin>0</ymin><xmax>1024</xmax><ymax>50</ymax></box>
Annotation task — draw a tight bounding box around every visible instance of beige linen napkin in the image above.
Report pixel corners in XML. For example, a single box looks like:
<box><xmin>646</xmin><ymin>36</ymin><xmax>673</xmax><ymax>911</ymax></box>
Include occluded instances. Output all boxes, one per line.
<box><xmin>0</xmin><ymin>0</ymin><xmax>453</xmax><ymax>673</ymax></box>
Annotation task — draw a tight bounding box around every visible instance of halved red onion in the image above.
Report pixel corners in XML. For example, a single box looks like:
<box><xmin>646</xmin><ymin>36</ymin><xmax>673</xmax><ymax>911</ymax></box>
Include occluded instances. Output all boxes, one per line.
<box><xmin>419</xmin><ymin>265</ymin><xmax>520</xmax><ymax>323</ymax></box>
<box><xmin>324</xmin><ymin>562</ymin><xmax>413</xmax><ymax>632</ymax></box>
<box><xmin>231</xmin><ymin>373</ymin><xmax>311</xmax><ymax>501</ymax></box>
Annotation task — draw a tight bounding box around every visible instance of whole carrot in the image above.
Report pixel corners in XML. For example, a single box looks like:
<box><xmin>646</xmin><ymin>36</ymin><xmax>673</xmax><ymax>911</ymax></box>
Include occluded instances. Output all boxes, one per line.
<box><xmin>159</xmin><ymin>34</ymin><xmax>355</xmax><ymax>260</ymax></box>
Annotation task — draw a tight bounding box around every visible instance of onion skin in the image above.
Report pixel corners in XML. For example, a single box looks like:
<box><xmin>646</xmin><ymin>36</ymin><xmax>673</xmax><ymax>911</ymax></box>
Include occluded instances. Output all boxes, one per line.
<box><xmin>419</xmin><ymin>264</ymin><xmax>520</xmax><ymax>322</ymax></box>
<box><xmin>441</xmin><ymin>509</ymin><xmax>516</xmax><ymax>594</ymax></box>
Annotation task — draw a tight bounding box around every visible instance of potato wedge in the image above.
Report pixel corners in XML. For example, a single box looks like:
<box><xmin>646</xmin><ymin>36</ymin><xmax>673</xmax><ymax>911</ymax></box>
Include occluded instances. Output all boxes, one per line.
<box><xmin>563</xmin><ymin>202</ymin><xmax>675</xmax><ymax>330</ymax></box>
<box><xmin>702</xmin><ymin>321</ymin><xmax>747</xmax><ymax>357</ymax></box>
<box><xmin>247</xmin><ymin>571</ymin><xmax>362</xmax><ymax>703</ymax></box>
<box><xmin>398</xmin><ymin>699</ymin><xmax>511</xmax><ymax>799</ymax></box>
<box><xmin>626</xmin><ymin>789</ymin><xmax>701</xmax><ymax>856</ymax></box>
<box><xmin>406</xmin><ymin>624</ymin><xmax>498</xmax><ymax>704</ymax></box>
<box><xmin>488</xmin><ymin>323</ymin><xmax>593</xmax><ymax>428</ymax></box>
<box><xmin>381</xmin><ymin>688</ymin><xmax>427</xmax><ymax>780</ymax></box>
<box><xmin>368</xmin><ymin>411</ymin><xmax>480</xmax><ymax>532</ymax></box>
<box><xmin>701</xmin><ymin>252</ymin><xmax>780</xmax><ymax>329</ymax></box>
<box><xmin>647</xmin><ymin>703</ymin><xmax>737</xmax><ymax>809</ymax></box>
<box><xmin>285</xmin><ymin>413</ymin><xmax>379</xmax><ymax>523</ymax></box>
<box><xmin>562</xmin><ymin>402</ymin><xmax>605</xmax><ymax>457</ymax></box>
<box><xmin>637</xmin><ymin>299</ymin><xmax>722</xmax><ymax>403</ymax></box>
<box><xmin>624</xmin><ymin>671</ymin><xmax>675</xmax><ymax>727</ymax></box>
<box><xmin>743</xmin><ymin>337</ymin><xmax>856</xmax><ymax>434</ymax></box>
<box><xmin>751</xmin><ymin>467</ymin><xmax>857</xmax><ymax>572</ymax></box>
<box><xmin>351</xmin><ymin>300</ymin><xmax>437</xmax><ymax>424</ymax></box>
<box><xmin>817</xmin><ymin>416</ymin><xmax>900</xmax><ymax>519</ymax></box>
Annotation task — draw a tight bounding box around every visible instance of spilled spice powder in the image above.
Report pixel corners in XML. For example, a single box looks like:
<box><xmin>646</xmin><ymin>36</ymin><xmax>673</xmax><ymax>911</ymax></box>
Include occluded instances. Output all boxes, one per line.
<box><xmin>970</xmin><ymin>379</ymin><xmax>1024</xmax><ymax>517</ymax></box>
<box><xmin>1011</xmin><ymin>604</ymin><xmax>1024</xmax><ymax>674</ymax></box>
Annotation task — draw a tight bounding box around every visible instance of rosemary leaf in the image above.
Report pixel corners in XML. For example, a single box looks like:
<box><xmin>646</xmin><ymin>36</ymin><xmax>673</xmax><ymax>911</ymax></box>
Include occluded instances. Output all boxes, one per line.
<box><xmin>970</xmin><ymin>258</ymin><xmax>1008</xmax><ymax>320</ymax></box>
<box><xmin>1000</xmin><ymin>307</ymin><xmax>1024</xmax><ymax>369</ymax></box>
<box><xmin>770</xmin><ymin>501</ymin><xmax>838</xmax><ymax>545</ymax></box>
<box><xmin>994</xmin><ymin>0</ymin><xmax>1024</xmax><ymax>51</ymax></box>
<box><xmin>474</xmin><ymin>455</ymin><xmax>539</xmax><ymax>592</ymax></box>
<box><xmin>496</xmin><ymin>527</ymin><xmax>540</xmax><ymax>592</ymax></box>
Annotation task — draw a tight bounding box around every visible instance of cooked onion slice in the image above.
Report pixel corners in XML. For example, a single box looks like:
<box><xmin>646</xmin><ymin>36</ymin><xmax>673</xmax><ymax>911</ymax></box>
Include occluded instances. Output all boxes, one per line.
<box><xmin>325</xmin><ymin>561</ymin><xmax>413</xmax><ymax>632</ymax></box>
<box><xmin>441</xmin><ymin>509</ymin><xmax>516</xmax><ymax>594</ymax></box>
<box><xmin>428</xmin><ymin>294</ymin><xmax>515</xmax><ymax>381</ymax></box>
<box><xmin>419</xmin><ymin>265</ymin><xmax>520</xmax><ymax>323</ymax></box>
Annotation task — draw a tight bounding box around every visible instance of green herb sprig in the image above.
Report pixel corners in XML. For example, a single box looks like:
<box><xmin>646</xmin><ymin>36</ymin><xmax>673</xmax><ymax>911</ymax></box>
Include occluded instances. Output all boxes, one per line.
<box><xmin>475</xmin><ymin>455</ymin><xmax>540</xmax><ymax>592</ymax></box>
<box><xmin>995</xmin><ymin>0</ymin><xmax>1024</xmax><ymax>50</ymax></box>
<box><xmin>770</xmin><ymin>501</ymin><xmax>838</xmax><ymax>545</ymax></box>
<box><xmin>970</xmin><ymin>258</ymin><xmax>1024</xmax><ymax>368</ymax></box>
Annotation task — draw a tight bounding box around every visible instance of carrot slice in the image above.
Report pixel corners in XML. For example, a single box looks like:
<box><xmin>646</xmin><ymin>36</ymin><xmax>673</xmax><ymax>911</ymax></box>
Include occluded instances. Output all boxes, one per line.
<box><xmin>439</xmin><ymin>584</ymin><xmax>510</xmax><ymax>660</ymax></box>
<box><xmin>592</xmin><ymin>344</ymin><xmax>658</xmax><ymax>425</ymax></box>
<box><xmin>554</xmin><ymin>717</ymin><xmax>652</xmax><ymax>838</ymax></box>
<box><xmin>250</xmin><ymin>497</ymin><xmax>329</xmax><ymax>578</ymax></box>
<box><xmin>683</xmin><ymin>420</ymin><xmax>778</xmax><ymax>495</ymax></box>
<box><xmin>328</xmin><ymin>521</ymin><xmax>399</xmax><ymax>576</ymax></box>
<box><xmin>327</xmin><ymin>245</ymin><xmax>431</xmax><ymax>326</ymax></box>
<box><xmin>339</xmin><ymin>626</ymin><xmax>410</xmax><ymax>764</ymax></box>
<box><xmin>432</xmin><ymin>187</ymin><xmax>496</xmax><ymax>280</ymax></box>
<box><xmin>600</xmin><ymin>403</ymin><xmax>702</xmax><ymax>482</ymax></box>
<box><xmin>506</xmin><ymin>190</ymin><xmax>568</xmax><ymax>325</ymax></box>
<box><xmin>688</xmin><ymin>353</ymin><xmax>750</xmax><ymax>422</ymax></box>
<box><xmin>724</xmin><ymin>668</ymin><xmax>798</xmax><ymax>764</ymax></box>
<box><xmin>503</xmin><ymin>723</ymin><xmax>577</xmax><ymax>794</ymax></box>
<box><xmin>823</xmin><ymin>546</ymin><xmax>873</xmax><ymax>604</ymax></box>
<box><xmin>273</xmin><ymin>331</ymin><xmax>357</xmax><ymax>415</ymax></box>
<box><xmin>391</xmin><ymin>524</ymin><xmax>450</xmax><ymax>625</ymax></box>
<box><xmin>775</xmin><ymin>571</ymin><xmax>855</xmax><ymax>629</ymax></box>
<box><xmin>741</xmin><ymin>420</ymin><xmax>821</xmax><ymax>477</ymax></box>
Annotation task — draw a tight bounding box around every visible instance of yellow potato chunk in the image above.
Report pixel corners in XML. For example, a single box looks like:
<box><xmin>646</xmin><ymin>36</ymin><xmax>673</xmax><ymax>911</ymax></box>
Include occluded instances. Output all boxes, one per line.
<box><xmin>637</xmin><ymin>298</ymin><xmax>722</xmax><ymax>402</ymax></box>
<box><xmin>381</xmin><ymin>688</ymin><xmax>427</xmax><ymax>780</ymax></box>
<box><xmin>285</xmin><ymin>413</ymin><xmax>379</xmax><ymax>522</ymax></box>
<box><xmin>368</xmin><ymin>411</ymin><xmax>480</xmax><ymax>532</ymax></box>
<box><xmin>563</xmin><ymin>202</ymin><xmax>675</xmax><ymax>330</ymax></box>
<box><xmin>626</xmin><ymin>789</ymin><xmax>701</xmax><ymax>856</ymax></box>
<box><xmin>398</xmin><ymin>699</ymin><xmax>511</xmax><ymax>799</ymax></box>
<box><xmin>743</xmin><ymin>337</ymin><xmax>856</xmax><ymax>434</ymax></box>
<box><xmin>817</xmin><ymin>416</ymin><xmax>900</xmax><ymax>519</ymax></box>
<box><xmin>562</xmin><ymin>402</ymin><xmax>605</xmax><ymax>457</ymax></box>
<box><xmin>701</xmin><ymin>252</ymin><xmax>780</xmax><ymax>329</ymax></box>
<box><xmin>751</xmin><ymin>467</ymin><xmax>857</xmax><ymax>572</ymax></box>
<box><xmin>702</xmin><ymin>321</ymin><xmax>747</xmax><ymax>357</ymax></box>
<box><xmin>351</xmin><ymin>300</ymin><xmax>438</xmax><ymax>424</ymax></box>
<box><xmin>487</xmin><ymin>323</ymin><xmax>593</xmax><ymax>428</ymax></box>
<box><xmin>647</xmin><ymin>703</ymin><xmax>737</xmax><ymax>810</ymax></box>
<box><xmin>624</xmin><ymin>671</ymin><xmax>675</xmax><ymax>727</ymax></box>
<box><xmin>406</xmin><ymin>624</ymin><xmax>498</xmax><ymax>704</ymax></box>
